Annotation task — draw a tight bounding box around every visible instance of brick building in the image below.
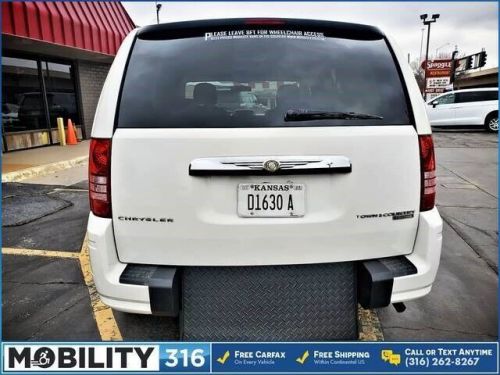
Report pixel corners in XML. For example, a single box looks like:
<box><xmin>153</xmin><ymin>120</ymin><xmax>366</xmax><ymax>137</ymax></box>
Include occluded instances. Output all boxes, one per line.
<box><xmin>2</xmin><ymin>2</ymin><xmax>135</xmax><ymax>151</ymax></box>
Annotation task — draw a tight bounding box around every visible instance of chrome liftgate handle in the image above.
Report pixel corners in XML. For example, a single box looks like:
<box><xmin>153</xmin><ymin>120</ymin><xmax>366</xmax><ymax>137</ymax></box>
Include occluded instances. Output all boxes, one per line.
<box><xmin>189</xmin><ymin>155</ymin><xmax>352</xmax><ymax>176</ymax></box>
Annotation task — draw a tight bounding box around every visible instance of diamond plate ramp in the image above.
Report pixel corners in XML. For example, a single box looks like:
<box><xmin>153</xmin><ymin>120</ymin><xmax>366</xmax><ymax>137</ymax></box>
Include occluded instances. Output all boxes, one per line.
<box><xmin>181</xmin><ymin>262</ymin><xmax>357</xmax><ymax>341</ymax></box>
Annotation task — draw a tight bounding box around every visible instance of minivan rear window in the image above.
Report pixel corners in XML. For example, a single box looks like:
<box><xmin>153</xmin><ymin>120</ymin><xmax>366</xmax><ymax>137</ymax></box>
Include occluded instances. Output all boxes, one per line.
<box><xmin>117</xmin><ymin>28</ymin><xmax>411</xmax><ymax>128</ymax></box>
<box><xmin>456</xmin><ymin>90</ymin><xmax>498</xmax><ymax>103</ymax></box>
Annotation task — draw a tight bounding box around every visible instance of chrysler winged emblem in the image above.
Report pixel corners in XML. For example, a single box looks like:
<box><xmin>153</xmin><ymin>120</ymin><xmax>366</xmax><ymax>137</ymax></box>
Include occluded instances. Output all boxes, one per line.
<box><xmin>263</xmin><ymin>160</ymin><xmax>280</xmax><ymax>172</ymax></box>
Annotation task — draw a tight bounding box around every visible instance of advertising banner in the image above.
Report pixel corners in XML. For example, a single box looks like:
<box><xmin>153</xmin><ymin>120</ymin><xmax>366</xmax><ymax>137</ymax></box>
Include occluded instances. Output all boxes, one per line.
<box><xmin>3</xmin><ymin>342</ymin><xmax>498</xmax><ymax>373</ymax></box>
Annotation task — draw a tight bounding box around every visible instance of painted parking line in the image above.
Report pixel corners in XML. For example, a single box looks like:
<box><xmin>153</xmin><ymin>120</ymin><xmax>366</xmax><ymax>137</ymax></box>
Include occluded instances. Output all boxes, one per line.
<box><xmin>2</xmin><ymin>243</ymin><xmax>123</xmax><ymax>341</ymax></box>
<box><xmin>2</xmin><ymin>245</ymin><xmax>383</xmax><ymax>341</ymax></box>
<box><xmin>2</xmin><ymin>247</ymin><xmax>80</xmax><ymax>259</ymax></box>
<box><xmin>49</xmin><ymin>188</ymin><xmax>89</xmax><ymax>193</ymax></box>
<box><xmin>79</xmin><ymin>236</ymin><xmax>123</xmax><ymax>341</ymax></box>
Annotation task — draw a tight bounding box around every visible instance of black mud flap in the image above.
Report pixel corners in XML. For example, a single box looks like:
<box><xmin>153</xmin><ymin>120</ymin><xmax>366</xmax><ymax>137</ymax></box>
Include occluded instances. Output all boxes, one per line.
<box><xmin>357</xmin><ymin>256</ymin><xmax>417</xmax><ymax>309</ymax></box>
<box><xmin>180</xmin><ymin>263</ymin><xmax>357</xmax><ymax>341</ymax></box>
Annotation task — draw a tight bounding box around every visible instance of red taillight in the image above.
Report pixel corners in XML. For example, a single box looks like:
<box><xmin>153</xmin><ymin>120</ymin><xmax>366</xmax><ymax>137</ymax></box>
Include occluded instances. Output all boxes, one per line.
<box><xmin>419</xmin><ymin>135</ymin><xmax>436</xmax><ymax>211</ymax></box>
<box><xmin>89</xmin><ymin>138</ymin><xmax>112</xmax><ymax>218</ymax></box>
<box><xmin>244</xmin><ymin>18</ymin><xmax>286</xmax><ymax>25</ymax></box>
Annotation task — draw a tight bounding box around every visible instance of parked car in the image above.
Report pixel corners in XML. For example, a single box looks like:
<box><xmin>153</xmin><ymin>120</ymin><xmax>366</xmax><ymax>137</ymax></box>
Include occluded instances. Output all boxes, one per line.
<box><xmin>426</xmin><ymin>88</ymin><xmax>498</xmax><ymax>132</ymax></box>
<box><xmin>2</xmin><ymin>103</ymin><xmax>19</xmax><ymax>127</ymax></box>
<box><xmin>88</xmin><ymin>18</ymin><xmax>443</xmax><ymax>340</ymax></box>
<box><xmin>16</xmin><ymin>92</ymin><xmax>78</xmax><ymax>132</ymax></box>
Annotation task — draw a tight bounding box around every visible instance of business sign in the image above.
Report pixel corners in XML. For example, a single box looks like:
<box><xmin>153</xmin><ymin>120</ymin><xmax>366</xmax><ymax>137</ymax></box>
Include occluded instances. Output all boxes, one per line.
<box><xmin>427</xmin><ymin>69</ymin><xmax>452</xmax><ymax>77</ymax></box>
<box><xmin>421</xmin><ymin>59</ymin><xmax>452</xmax><ymax>77</ymax></box>
<box><xmin>2</xmin><ymin>342</ymin><xmax>498</xmax><ymax>373</ymax></box>
<box><xmin>426</xmin><ymin>77</ymin><xmax>451</xmax><ymax>89</ymax></box>
<box><xmin>421</xmin><ymin>59</ymin><xmax>453</xmax><ymax>100</ymax></box>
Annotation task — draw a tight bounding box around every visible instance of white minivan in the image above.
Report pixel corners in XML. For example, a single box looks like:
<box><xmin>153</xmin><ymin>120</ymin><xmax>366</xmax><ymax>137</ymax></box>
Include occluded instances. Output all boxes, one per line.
<box><xmin>426</xmin><ymin>88</ymin><xmax>498</xmax><ymax>132</ymax></box>
<box><xmin>87</xmin><ymin>18</ymin><xmax>443</xmax><ymax>341</ymax></box>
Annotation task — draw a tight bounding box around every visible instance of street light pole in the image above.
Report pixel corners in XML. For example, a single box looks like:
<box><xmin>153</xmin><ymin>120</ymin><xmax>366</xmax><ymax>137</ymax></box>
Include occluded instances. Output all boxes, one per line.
<box><xmin>156</xmin><ymin>2</ymin><xmax>162</xmax><ymax>24</ymax></box>
<box><xmin>420</xmin><ymin>13</ymin><xmax>440</xmax><ymax>100</ymax></box>
<box><xmin>424</xmin><ymin>23</ymin><xmax>431</xmax><ymax>96</ymax></box>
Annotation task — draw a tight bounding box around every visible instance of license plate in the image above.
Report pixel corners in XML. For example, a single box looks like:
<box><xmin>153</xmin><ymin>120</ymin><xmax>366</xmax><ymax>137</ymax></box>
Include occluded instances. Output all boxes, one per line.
<box><xmin>237</xmin><ymin>183</ymin><xmax>305</xmax><ymax>217</ymax></box>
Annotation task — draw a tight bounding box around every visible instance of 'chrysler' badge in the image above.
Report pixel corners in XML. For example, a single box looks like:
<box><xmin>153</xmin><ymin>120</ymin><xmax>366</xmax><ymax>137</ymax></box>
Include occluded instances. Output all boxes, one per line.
<box><xmin>263</xmin><ymin>160</ymin><xmax>280</xmax><ymax>172</ymax></box>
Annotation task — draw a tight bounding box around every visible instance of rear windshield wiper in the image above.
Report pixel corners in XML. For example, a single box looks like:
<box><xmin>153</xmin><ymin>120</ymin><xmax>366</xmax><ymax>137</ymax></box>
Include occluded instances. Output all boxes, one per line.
<box><xmin>284</xmin><ymin>109</ymin><xmax>383</xmax><ymax>122</ymax></box>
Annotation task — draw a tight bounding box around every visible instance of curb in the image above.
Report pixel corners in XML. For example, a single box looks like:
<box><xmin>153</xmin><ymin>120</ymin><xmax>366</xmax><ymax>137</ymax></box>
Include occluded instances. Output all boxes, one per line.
<box><xmin>2</xmin><ymin>155</ymin><xmax>88</xmax><ymax>183</ymax></box>
<box><xmin>358</xmin><ymin>305</ymin><xmax>384</xmax><ymax>341</ymax></box>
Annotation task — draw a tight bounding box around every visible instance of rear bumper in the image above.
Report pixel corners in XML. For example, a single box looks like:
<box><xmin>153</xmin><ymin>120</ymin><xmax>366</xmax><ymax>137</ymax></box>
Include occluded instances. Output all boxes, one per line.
<box><xmin>391</xmin><ymin>207</ymin><xmax>443</xmax><ymax>303</ymax></box>
<box><xmin>87</xmin><ymin>207</ymin><xmax>442</xmax><ymax>315</ymax></box>
<box><xmin>87</xmin><ymin>213</ymin><xmax>151</xmax><ymax>314</ymax></box>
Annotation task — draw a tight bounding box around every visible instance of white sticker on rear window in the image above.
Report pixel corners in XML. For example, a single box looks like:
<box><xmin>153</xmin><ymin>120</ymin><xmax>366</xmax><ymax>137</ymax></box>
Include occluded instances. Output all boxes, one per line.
<box><xmin>204</xmin><ymin>29</ymin><xmax>325</xmax><ymax>41</ymax></box>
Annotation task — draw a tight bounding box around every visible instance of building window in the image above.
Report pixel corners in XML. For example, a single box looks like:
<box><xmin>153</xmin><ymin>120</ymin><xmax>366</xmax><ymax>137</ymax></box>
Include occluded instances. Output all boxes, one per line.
<box><xmin>2</xmin><ymin>55</ymin><xmax>80</xmax><ymax>151</ymax></box>
<box><xmin>2</xmin><ymin>57</ymin><xmax>45</xmax><ymax>134</ymax></box>
<box><xmin>41</xmin><ymin>61</ymin><xmax>79</xmax><ymax>129</ymax></box>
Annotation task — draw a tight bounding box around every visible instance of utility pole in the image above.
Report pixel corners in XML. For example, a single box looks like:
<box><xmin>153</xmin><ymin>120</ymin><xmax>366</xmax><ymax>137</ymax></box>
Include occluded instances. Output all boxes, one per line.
<box><xmin>419</xmin><ymin>27</ymin><xmax>425</xmax><ymax>63</ymax></box>
<box><xmin>449</xmin><ymin>46</ymin><xmax>459</xmax><ymax>86</ymax></box>
<box><xmin>420</xmin><ymin>14</ymin><xmax>440</xmax><ymax>100</ymax></box>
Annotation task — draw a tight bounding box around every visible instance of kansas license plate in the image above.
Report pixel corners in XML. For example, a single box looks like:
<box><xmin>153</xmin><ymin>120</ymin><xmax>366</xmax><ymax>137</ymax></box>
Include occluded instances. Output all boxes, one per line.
<box><xmin>237</xmin><ymin>183</ymin><xmax>305</xmax><ymax>217</ymax></box>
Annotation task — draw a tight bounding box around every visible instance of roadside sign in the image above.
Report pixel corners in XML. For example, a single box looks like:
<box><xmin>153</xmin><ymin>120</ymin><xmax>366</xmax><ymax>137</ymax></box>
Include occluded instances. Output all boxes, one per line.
<box><xmin>426</xmin><ymin>77</ymin><xmax>451</xmax><ymax>89</ymax></box>
<box><xmin>421</xmin><ymin>59</ymin><xmax>452</xmax><ymax>71</ymax></box>
<box><xmin>422</xmin><ymin>59</ymin><xmax>452</xmax><ymax>100</ymax></box>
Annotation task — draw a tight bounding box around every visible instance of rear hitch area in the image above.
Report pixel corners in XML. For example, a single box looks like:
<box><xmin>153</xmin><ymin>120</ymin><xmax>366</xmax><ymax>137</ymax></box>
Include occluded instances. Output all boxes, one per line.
<box><xmin>357</xmin><ymin>256</ymin><xmax>417</xmax><ymax>310</ymax></box>
<box><xmin>116</xmin><ymin>257</ymin><xmax>416</xmax><ymax>340</ymax></box>
<box><xmin>393</xmin><ymin>302</ymin><xmax>407</xmax><ymax>313</ymax></box>
<box><xmin>119</xmin><ymin>263</ymin><xmax>359</xmax><ymax>340</ymax></box>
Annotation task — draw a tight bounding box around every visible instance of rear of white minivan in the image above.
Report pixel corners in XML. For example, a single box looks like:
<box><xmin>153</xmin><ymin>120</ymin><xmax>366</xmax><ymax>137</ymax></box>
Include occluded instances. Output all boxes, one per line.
<box><xmin>87</xmin><ymin>19</ymin><xmax>442</xmax><ymax>340</ymax></box>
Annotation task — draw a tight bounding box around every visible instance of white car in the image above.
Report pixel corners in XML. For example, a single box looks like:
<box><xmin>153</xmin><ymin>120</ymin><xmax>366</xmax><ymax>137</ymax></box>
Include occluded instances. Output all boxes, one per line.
<box><xmin>87</xmin><ymin>18</ymin><xmax>443</xmax><ymax>340</ymax></box>
<box><xmin>426</xmin><ymin>88</ymin><xmax>498</xmax><ymax>132</ymax></box>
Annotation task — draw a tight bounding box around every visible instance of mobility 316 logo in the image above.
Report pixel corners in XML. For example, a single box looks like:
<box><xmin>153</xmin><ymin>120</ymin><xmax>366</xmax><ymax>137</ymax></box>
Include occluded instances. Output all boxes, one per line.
<box><xmin>3</xmin><ymin>344</ymin><xmax>159</xmax><ymax>372</ymax></box>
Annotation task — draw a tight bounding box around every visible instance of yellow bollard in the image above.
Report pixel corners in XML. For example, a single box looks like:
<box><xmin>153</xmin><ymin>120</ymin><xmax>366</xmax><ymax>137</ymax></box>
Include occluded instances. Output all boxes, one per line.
<box><xmin>57</xmin><ymin>117</ymin><xmax>66</xmax><ymax>146</ymax></box>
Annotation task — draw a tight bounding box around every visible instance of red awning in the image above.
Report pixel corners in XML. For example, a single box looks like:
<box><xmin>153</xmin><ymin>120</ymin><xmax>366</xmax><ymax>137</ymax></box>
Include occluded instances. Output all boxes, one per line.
<box><xmin>2</xmin><ymin>1</ymin><xmax>135</xmax><ymax>56</ymax></box>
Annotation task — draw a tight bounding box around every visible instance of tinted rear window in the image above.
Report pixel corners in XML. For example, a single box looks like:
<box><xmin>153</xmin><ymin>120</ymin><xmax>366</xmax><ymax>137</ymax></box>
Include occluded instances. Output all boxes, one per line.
<box><xmin>456</xmin><ymin>90</ymin><xmax>498</xmax><ymax>103</ymax></box>
<box><xmin>118</xmin><ymin>27</ymin><xmax>411</xmax><ymax>128</ymax></box>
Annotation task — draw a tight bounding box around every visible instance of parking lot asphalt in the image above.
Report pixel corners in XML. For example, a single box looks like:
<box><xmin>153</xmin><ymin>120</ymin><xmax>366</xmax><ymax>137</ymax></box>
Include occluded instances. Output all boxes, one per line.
<box><xmin>378</xmin><ymin>130</ymin><xmax>498</xmax><ymax>341</ymax></box>
<box><xmin>2</xmin><ymin>130</ymin><xmax>498</xmax><ymax>342</ymax></box>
